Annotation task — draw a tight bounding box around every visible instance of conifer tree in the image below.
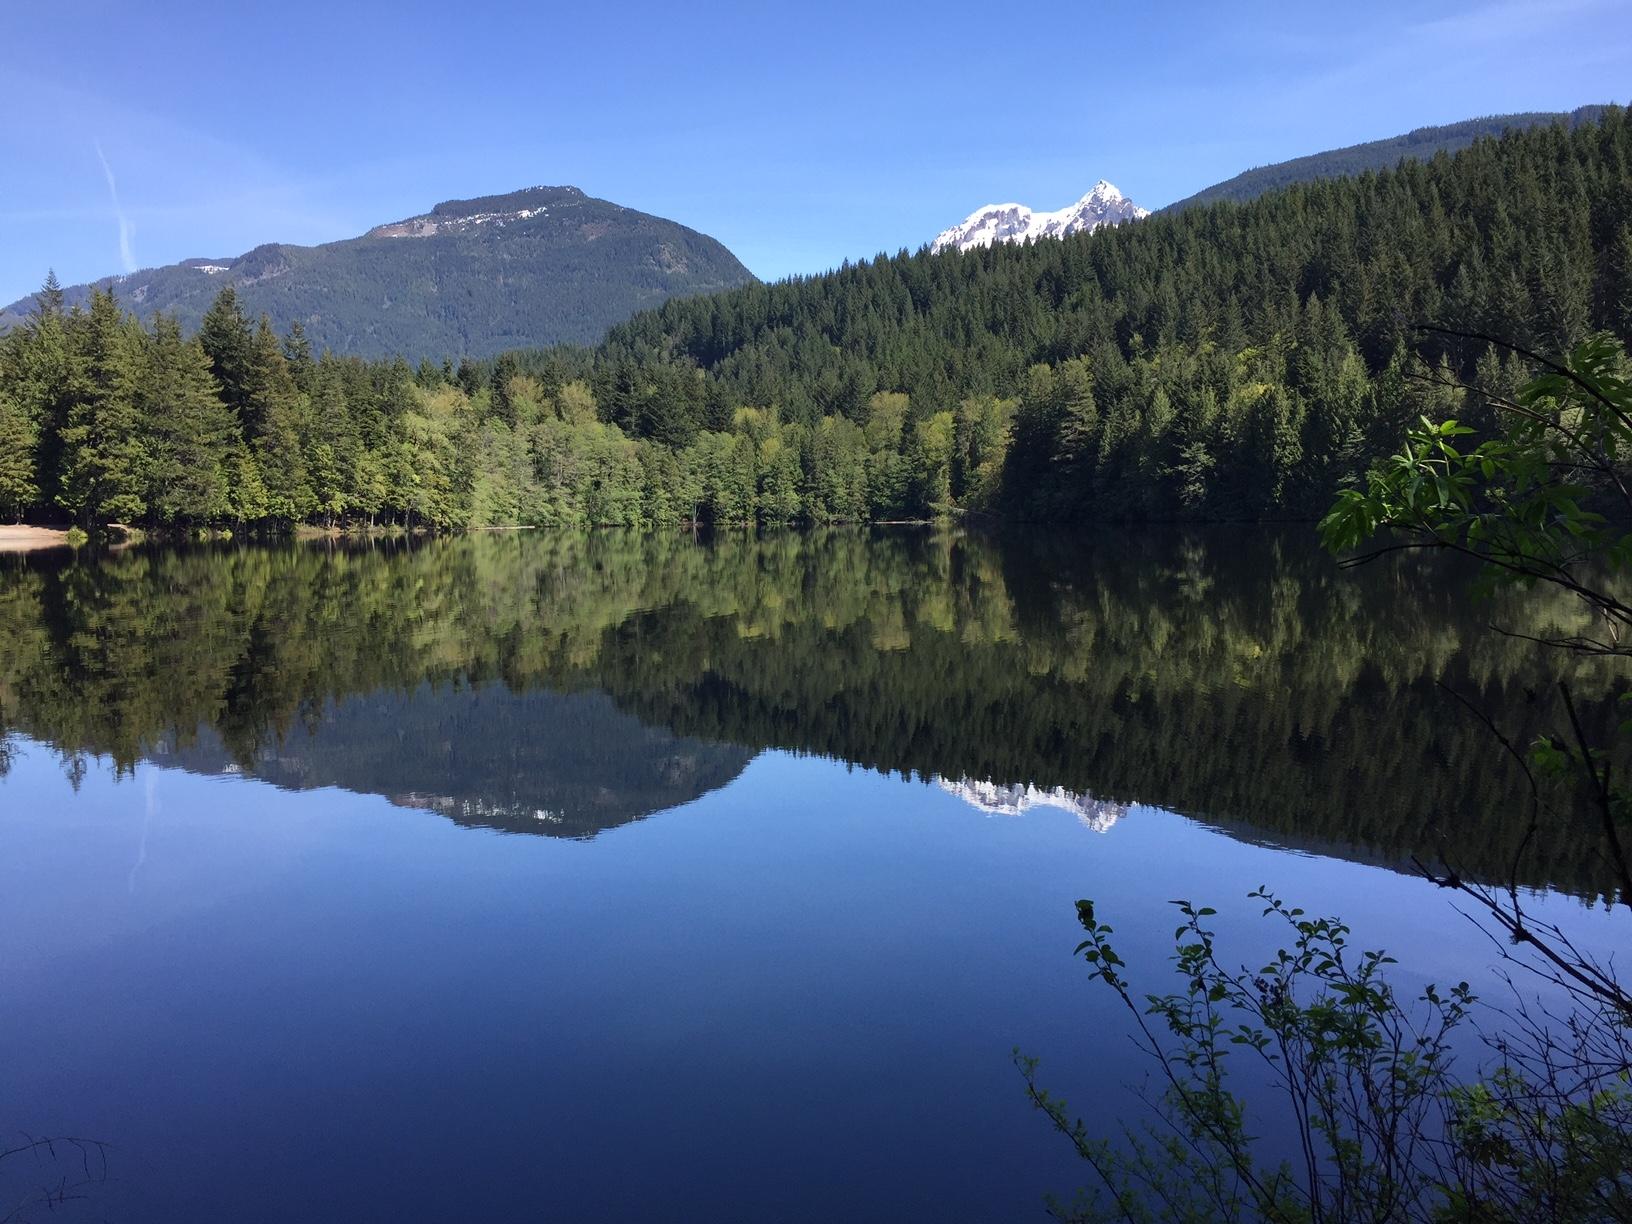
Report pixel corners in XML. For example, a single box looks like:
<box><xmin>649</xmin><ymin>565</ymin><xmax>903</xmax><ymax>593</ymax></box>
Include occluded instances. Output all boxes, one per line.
<box><xmin>2</xmin><ymin>110</ymin><xmax>1629</xmax><ymax>531</ymax></box>
<box><xmin>0</xmin><ymin>389</ymin><xmax>39</xmax><ymax>521</ymax></box>
<box><xmin>198</xmin><ymin>286</ymin><xmax>255</xmax><ymax>423</ymax></box>
<box><xmin>12</xmin><ymin>272</ymin><xmax>75</xmax><ymax>509</ymax></box>
<box><xmin>140</xmin><ymin>316</ymin><xmax>237</xmax><ymax>525</ymax></box>
<box><xmin>56</xmin><ymin>289</ymin><xmax>148</xmax><ymax>525</ymax></box>
<box><xmin>305</xmin><ymin>360</ymin><xmax>361</xmax><ymax>524</ymax></box>
<box><xmin>282</xmin><ymin>321</ymin><xmax>315</xmax><ymax>397</ymax></box>
<box><xmin>35</xmin><ymin>269</ymin><xmax>65</xmax><ymax>317</ymax></box>
<box><xmin>1055</xmin><ymin>357</ymin><xmax>1099</xmax><ymax>465</ymax></box>
<box><xmin>244</xmin><ymin>318</ymin><xmax>314</xmax><ymax>524</ymax></box>
<box><xmin>489</xmin><ymin>353</ymin><xmax>520</xmax><ymax>427</ymax></box>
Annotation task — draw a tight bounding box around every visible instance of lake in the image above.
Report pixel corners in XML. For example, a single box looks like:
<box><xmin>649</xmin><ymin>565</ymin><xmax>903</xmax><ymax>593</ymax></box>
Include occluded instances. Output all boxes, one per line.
<box><xmin>0</xmin><ymin>527</ymin><xmax>1620</xmax><ymax>1222</ymax></box>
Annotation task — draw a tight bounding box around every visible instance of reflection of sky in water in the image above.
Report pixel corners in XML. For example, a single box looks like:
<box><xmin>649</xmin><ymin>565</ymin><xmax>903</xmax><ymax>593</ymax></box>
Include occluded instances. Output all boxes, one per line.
<box><xmin>1</xmin><ymin>737</ymin><xmax>1620</xmax><ymax>1223</ymax></box>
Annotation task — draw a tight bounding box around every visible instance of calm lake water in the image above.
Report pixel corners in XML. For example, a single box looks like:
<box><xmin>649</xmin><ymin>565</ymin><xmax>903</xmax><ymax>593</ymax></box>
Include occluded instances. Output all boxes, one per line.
<box><xmin>0</xmin><ymin>527</ymin><xmax>1621</xmax><ymax>1222</ymax></box>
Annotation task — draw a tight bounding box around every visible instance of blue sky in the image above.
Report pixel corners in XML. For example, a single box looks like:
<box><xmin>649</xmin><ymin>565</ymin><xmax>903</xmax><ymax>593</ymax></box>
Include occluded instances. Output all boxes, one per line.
<box><xmin>2</xmin><ymin>0</ymin><xmax>1629</xmax><ymax>305</ymax></box>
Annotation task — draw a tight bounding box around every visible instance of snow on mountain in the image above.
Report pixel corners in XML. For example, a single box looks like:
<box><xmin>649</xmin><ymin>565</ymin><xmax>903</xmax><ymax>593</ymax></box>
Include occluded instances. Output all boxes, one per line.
<box><xmin>935</xmin><ymin>776</ymin><xmax>1127</xmax><ymax>833</ymax></box>
<box><xmin>931</xmin><ymin>180</ymin><xmax>1149</xmax><ymax>254</ymax></box>
<box><xmin>368</xmin><ymin>206</ymin><xmax>549</xmax><ymax>240</ymax></box>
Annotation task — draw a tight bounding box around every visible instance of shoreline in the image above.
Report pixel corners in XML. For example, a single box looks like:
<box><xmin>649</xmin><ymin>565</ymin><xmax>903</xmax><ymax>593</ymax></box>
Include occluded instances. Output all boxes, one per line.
<box><xmin>0</xmin><ymin>526</ymin><xmax>75</xmax><ymax>554</ymax></box>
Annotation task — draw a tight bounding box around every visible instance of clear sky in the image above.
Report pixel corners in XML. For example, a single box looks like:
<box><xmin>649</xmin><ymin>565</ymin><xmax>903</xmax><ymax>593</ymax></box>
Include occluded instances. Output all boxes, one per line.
<box><xmin>2</xmin><ymin>0</ymin><xmax>1629</xmax><ymax>305</ymax></box>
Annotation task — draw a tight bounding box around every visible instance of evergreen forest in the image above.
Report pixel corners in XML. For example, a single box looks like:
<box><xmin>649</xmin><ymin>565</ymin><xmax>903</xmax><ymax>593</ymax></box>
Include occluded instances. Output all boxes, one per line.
<box><xmin>1159</xmin><ymin>103</ymin><xmax>1607</xmax><ymax>211</ymax></box>
<box><xmin>2</xmin><ymin>109</ymin><xmax>1629</xmax><ymax>531</ymax></box>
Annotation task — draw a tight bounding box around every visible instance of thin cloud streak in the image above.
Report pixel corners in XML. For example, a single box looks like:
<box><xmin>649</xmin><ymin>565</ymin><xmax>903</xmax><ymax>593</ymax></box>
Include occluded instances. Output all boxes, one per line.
<box><xmin>93</xmin><ymin>140</ymin><xmax>137</xmax><ymax>273</ymax></box>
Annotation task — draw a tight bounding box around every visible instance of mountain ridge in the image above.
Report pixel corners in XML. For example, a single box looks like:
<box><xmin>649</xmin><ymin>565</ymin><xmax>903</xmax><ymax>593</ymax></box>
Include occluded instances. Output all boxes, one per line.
<box><xmin>931</xmin><ymin>179</ymin><xmax>1148</xmax><ymax>253</ymax></box>
<box><xmin>0</xmin><ymin>185</ymin><xmax>755</xmax><ymax>359</ymax></box>
<box><xmin>1163</xmin><ymin>104</ymin><xmax>1612</xmax><ymax>212</ymax></box>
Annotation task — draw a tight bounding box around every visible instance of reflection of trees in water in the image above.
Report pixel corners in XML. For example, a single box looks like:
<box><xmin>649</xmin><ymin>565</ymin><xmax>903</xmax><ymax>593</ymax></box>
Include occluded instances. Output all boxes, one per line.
<box><xmin>0</xmin><ymin>528</ymin><xmax>1615</xmax><ymax>889</ymax></box>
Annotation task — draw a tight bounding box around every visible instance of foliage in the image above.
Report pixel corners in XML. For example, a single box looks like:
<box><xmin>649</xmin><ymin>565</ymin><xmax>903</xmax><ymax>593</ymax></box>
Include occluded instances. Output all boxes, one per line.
<box><xmin>0</xmin><ymin>388</ymin><xmax>38</xmax><ymax>520</ymax></box>
<box><xmin>3</xmin><ymin>112</ymin><xmax>1630</xmax><ymax>531</ymax></box>
<box><xmin>589</xmin><ymin>108</ymin><xmax>1632</xmax><ymax>522</ymax></box>
<box><xmin>0</xmin><ymin>289</ymin><xmax>964</xmax><ymax>532</ymax></box>
<box><xmin>1322</xmin><ymin>330</ymin><xmax>1632</xmax><ymax>660</ymax></box>
<box><xmin>1024</xmin><ymin>892</ymin><xmax>1631</xmax><ymax>1222</ymax></box>
<box><xmin>0</xmin><ymin>528</ymin><xmax>1619</xmax><ymax>890</ymax></box>
<box><xmin>0</xmin><ymin>1133</ymin><xmax>108</xmax><ymax>1223</ymax></box>
<box><xmin>1021</xmin><ymin>894</ymin><xmax>1475</xmax><ymax>1222</ymax></box>
<box><xmin>1320</xmin><ymin>325</ymin><xmax>1632</xmax><ymax>1011</ymax></box>
<box><xmin>1024</xmin><ymin>340</ymin><xmax>1632</xmax><ymax>1221</ymax></box>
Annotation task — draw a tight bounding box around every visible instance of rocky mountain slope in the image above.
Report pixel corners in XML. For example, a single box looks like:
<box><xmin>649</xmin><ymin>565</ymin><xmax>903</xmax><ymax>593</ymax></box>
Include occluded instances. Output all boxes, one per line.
<box><xmin>0</xmin><ymin>186</ymin><xmax>755</xmax><ymax>358</ymax></box>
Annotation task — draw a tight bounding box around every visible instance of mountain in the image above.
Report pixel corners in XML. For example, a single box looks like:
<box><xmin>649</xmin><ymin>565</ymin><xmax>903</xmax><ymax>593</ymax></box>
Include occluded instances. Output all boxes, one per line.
<box><xmin>3</xmin><ymin>112</ymin><xmax>1628</xmax><ymax>535</ymax></box>
<box><xmin>160</xmin><ymin>685</ymin><xmax>754</xmax><ymax>841</ymax></box>
<box><xmin>930</xmin><ymin>180</ymin><xmax>1148</xmax><ymax>253</ymax></box>
<box><xmin>1164</xmin><ymin>104</ymin><xmax>1611</xmax><ymax>212</ymax></box>
<box><xmin>588</xmin><ymin>108</ymin><xmax>1629</xmax><ymax>520</ymax></box>
<box><xmin>0</xmin><ymin>185</ymin><xmax>755</xmax><ymax>359</ymax></box>
<box><xmin>934</xmin><ymin>777</ymin><xmax>1126</xmax><ymax>833</ymax></box>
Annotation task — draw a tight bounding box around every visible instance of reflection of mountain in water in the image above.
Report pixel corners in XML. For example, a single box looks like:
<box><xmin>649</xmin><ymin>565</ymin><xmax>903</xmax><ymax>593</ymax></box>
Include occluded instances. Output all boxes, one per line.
<box><xmin>0</xmin><ymin>528</ymin><xmax>1618</xmax><ymax>892</ymax></box>
<box><xmin>935</xmin><ymin>777</ymin><xmax>1126</xmax><ymax>833</ymax></box>
<box><xmin>154</xmin><ymin>687</ymin><xmax>754</xmax><ymax>839</ymax></box>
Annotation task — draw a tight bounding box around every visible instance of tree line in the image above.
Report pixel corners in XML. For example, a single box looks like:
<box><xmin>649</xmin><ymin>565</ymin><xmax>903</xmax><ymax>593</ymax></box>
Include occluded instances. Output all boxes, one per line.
<box><xmin>0</xmin><ymin>277</ymin><xmax>968</xmax><ymax>531</ymax></box>
<box><xmin>594</xmin><ymin>106</ymin><xmax>1632</xmax><ymax>521</ymax></box>
<box><xmin>0</xmin><ymin>528</ymin><xmax>1616</xmax><ymax>892</ymax></box>
<box><xmin>1</xmin><ymin>108</ymin><xmax>1629</xmax><ymax>530</ymax></box>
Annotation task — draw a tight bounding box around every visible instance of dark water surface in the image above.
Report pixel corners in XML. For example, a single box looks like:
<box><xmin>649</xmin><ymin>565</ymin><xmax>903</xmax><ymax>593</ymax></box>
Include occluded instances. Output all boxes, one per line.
<box><xmin>0</xmin><ymin>528</ymin><xmax>1620</xmax><ymax>1222</ymax></box>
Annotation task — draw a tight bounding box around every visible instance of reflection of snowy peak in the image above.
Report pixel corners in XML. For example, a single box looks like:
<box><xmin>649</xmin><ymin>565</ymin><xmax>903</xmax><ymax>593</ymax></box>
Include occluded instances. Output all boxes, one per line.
<box><xmin>931</xmin><ymin>181</ymin><xmax>1148</xmax><ymax>253</ymax></box>
<box><xmin>935</xmin><ymin>777</ymin><xmax>1127</xmax><ymax>833</ymax></box>
<box><xmin>394</xmin><ymin>792</ymin><xmax>567</xmax><ymax>827</ymax></box>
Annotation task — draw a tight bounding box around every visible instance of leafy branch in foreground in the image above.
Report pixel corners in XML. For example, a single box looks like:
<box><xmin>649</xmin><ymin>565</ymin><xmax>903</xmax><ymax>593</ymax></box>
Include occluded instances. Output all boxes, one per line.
<box><xmin>1320</xmin><ymin>331</ymin><xmax>1632</xmax><ymax>656</ymax></box>
<box><xmin>1319</xmin><ymin>329</ymin><xmax>1632</xmax><ymax>998</ymax></box>
<box><xmin>1021</xmin><ymin>894</ymin><xmax>1473</xmax><ymax>1223</ymax></box>
<box><xmin>1026</xmin><ymin>335</ymin><xmax>1632</xmax><ymax>1220</ymax></box>
<box><xmin>1024</xmin><ymin>891</ymin><xmax>1631</xmax><ymax>1222</ymax></box>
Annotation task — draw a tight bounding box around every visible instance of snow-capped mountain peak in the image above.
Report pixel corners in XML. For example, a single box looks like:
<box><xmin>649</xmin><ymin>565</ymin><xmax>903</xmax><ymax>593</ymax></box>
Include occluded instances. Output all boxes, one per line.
<box><xmin>934</xmin><ymin>776</ymin><xmax>1128</xmax><ymax>834</ymax></box>
<box><xmin>931</xmin><ymin>180</ymin><xmax>1149</xmax><ymax>254</ymax></box>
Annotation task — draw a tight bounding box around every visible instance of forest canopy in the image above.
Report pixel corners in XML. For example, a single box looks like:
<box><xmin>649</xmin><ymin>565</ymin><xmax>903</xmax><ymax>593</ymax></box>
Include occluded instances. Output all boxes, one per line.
<box><xmin>1</xmin><ymin>109</ymin><xmax>1629</xmax><ymax>531</ymax></box>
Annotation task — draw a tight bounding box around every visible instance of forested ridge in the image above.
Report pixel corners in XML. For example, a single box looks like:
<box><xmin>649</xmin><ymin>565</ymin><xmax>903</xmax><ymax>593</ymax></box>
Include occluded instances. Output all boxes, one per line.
<box><xmin>1</xmin><ymin>110</ymin><xmax>1629</xmax><ymax>531</ymax></box>
<box><xmin>1159</xmin><ymin>103</ymin><xmax>1609</xmax><ymax>212</ymax></box>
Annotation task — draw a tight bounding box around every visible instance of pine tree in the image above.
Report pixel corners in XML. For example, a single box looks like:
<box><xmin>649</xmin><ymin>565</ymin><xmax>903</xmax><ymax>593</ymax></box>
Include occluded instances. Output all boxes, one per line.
<box><xmin>490</xmin><ymin>353</ymin><xmax>521</xmax><ymax>427</ymax></box>
<box><xmin>140</xmin><ymin>316</ymin><xmax>237</xmax><ymax>525</ymax></box>
<box><xmin>34</xmin><ymin>269</ymin><xmax>65</xmax><ymax>318</ymax></box>
<box><xmin>56</xmin><ymin>289</ymin><xmax>148</xmax><ymax>525</ymax></box>
<box><xmin>199</xmin><ymin>285</ymin><xmax>255</xmax><ymax>423</ymax></box>
<box><xmin>226</xmin><ymin>446</ymin><xmax>270</xmax><ymax>525</ymax></box>
<box><xmin>1615</xmin><ymin>226</ymin><xmax>1632</xmax><ymax>339</ymax></box>
<box><xmin>244</xmin><ymin>319</ymin><xmax>314</xmax><ymax>524</ymax></box>
<box><xmin>1055</xmin><ymin>357</ymin><xmax>1099</xmax><ymax>465</ymax></box>
<box><xmin>13</xmin><ymin>273</ymin><xmax>75</xmax><ymax>508</ymax></box>
<box><xmin>1236</xmin><ymin>385</ymin><xmax>1304</xmax><ymax>515</ymax></box>
<box><xmin>0</xmin><ymin>389</ymin><xmax>39</xmax><ymax>521</ymax></box>
<box><xmin>305</xmin><ymin>360</ymin><xmax>360</xmax><ymax>525</ymax></box>
<box><xmin>282</xmin><ymin>321</ymin><xmax>315</xmax><ymax>397</ymax></box>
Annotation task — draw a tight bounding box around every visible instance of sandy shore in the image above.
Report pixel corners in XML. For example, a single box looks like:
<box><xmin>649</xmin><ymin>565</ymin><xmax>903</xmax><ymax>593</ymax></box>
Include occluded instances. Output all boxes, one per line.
<box><xmin>0</xmin><ymin>525</ymin><xmax>74</xmax><ymax>553</ymax></box>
